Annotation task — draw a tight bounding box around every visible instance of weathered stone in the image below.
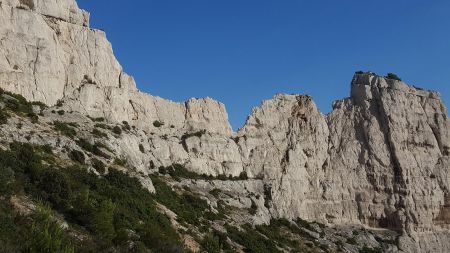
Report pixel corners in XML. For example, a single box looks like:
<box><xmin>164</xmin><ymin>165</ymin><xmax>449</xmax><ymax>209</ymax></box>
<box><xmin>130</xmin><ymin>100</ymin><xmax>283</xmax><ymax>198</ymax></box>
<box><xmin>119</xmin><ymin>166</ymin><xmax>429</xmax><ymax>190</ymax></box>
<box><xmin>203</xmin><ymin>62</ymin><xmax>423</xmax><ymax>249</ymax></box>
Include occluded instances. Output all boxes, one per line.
<box><xmin>0</xmin><ymin>1</ymin><xmax>449</xmax><ymax>252</ymax></box>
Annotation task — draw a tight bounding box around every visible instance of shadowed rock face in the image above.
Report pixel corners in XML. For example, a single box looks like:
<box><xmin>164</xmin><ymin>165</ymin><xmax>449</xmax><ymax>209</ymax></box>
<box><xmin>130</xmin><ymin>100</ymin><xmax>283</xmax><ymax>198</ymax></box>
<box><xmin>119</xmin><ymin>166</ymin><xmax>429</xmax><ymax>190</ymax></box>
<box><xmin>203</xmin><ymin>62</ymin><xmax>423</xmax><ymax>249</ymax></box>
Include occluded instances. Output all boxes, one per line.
<box><xmin>0</xmin><ymin>0</ymin><xmax>449</xmax><ymax>252</ymax></box>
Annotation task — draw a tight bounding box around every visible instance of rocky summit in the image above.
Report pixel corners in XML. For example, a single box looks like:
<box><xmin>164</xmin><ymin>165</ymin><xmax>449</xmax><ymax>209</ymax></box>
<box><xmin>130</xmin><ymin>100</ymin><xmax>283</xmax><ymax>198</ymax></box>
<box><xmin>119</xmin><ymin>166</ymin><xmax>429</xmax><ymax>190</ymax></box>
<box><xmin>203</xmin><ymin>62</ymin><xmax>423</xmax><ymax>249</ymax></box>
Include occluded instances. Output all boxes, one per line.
<box><xmin>0</xmin><ymin>0</ymin><xmax>449</xmax><ymax>252</ymax></box>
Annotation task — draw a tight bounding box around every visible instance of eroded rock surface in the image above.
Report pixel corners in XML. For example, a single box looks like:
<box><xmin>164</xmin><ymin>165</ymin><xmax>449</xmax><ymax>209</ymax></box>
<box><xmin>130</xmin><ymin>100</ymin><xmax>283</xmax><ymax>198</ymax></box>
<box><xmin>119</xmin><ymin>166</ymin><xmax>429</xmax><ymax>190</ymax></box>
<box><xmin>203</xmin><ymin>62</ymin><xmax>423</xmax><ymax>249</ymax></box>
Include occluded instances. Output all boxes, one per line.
<box><xmin>0</xmin><ymin>0</ymin><xmax>449</xmax><ymax>252</ymax></box>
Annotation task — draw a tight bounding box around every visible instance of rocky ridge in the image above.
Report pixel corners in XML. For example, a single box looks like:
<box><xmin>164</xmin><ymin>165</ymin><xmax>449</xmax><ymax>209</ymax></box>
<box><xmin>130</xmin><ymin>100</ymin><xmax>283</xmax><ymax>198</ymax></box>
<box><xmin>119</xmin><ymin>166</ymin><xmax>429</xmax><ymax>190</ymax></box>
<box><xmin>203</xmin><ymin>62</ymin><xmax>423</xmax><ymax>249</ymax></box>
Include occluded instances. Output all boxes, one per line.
<box><xmin>0</xmin><ymin>0</ymin><xmax>449</xmax><ymax>252</ymax></box>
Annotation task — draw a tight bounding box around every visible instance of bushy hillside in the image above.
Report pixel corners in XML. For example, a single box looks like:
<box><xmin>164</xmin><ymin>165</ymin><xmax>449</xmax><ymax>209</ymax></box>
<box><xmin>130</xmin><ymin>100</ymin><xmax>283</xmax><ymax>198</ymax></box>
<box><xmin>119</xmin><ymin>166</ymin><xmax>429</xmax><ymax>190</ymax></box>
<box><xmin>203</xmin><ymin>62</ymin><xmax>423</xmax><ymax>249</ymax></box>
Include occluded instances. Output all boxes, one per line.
<box><xmin>0</xmin><ymin>89</ymin><xmax>400</xmax><ymax>252</ymax></box>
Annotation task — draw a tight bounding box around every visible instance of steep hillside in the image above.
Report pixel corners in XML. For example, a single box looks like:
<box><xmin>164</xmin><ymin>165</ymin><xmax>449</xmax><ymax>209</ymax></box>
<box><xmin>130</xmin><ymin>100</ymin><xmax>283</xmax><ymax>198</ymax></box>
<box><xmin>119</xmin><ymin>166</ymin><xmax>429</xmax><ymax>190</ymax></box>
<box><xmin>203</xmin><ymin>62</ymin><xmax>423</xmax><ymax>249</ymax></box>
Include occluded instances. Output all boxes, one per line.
<box><xmin>0</xmin><ymin>0</ymin><xmax>449</xmax><ymax>252</ymax></box>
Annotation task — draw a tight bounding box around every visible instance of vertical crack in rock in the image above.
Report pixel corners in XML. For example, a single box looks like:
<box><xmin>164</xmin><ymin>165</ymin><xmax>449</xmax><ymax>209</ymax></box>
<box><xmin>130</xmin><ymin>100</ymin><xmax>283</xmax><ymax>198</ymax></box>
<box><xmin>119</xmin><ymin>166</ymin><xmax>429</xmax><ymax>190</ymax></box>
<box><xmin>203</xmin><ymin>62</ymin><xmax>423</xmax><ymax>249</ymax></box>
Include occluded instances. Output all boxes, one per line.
<box><xmin>118</xmin><ymin>71</ymin><xmax>122</xmax><ymax>88</ymax></box>
<box><xmin>32</xmin><ymin>39</ymin><xmax>41</xmax><ymax>99</ymax></box>
<box><xmin>372</xmin><ymin>86</ymin><xmax>408</xmax><ymax>232</ymax></box>
<box><xmin>129</xmin><ymin>99</ymin><xmax>139</xmax><ymax>120</ymax></box>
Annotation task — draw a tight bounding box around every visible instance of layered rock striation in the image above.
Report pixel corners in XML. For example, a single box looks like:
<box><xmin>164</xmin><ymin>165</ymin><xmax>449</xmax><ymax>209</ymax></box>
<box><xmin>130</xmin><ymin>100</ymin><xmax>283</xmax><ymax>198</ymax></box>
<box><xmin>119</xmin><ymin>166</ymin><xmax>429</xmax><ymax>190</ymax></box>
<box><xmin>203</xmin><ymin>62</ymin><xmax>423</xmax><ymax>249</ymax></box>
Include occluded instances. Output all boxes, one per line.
<box><xmin>0</xmin><ymin>0</ymin><xmax>449</xmax><ymax>252</ymax></box>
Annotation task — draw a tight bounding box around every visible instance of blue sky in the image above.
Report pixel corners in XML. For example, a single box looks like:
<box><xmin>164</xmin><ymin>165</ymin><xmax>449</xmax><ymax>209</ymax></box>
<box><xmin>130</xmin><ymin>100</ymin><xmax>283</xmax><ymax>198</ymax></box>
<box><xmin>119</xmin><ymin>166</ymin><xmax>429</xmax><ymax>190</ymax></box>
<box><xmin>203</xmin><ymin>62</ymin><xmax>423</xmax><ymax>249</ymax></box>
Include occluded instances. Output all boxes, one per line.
<box><xmin>77</xmin><ymin>0</ymin><xmax>450</xmax><ymax>130</ymax></box>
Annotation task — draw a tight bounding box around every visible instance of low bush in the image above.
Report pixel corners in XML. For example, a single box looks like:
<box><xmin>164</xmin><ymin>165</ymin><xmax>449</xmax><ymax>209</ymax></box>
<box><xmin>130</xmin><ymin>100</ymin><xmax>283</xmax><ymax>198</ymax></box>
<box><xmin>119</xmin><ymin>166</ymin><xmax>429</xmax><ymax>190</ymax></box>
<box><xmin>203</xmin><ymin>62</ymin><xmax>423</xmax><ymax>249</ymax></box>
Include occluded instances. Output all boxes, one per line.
<box><xmin>360</xmin><ymin>246</ymin><xmax>382</xmax><ymax>253</ymax></box>
<box><xmin>200</xmin><ymin>230</ymin><xmax>232</xmax><ymax>253</ymax></box>
<box><xmin>225</xmin><ymin>224</ymin><xmax>281</xmax><ymax>253</ymax></box>
<box><xmin>112</xmin><ymin>126</ymin><xmax>122</xmax><ymax>135</ymax></box>
<box><xmin>89</xmin><ymin>116</ymin><xmax>105</xmax><ymax>122</ymax></box>
<box><xmin>159</xmin><ymin>164</ymin><xmax>209</xmax><ymax>181</ymax></box>
<box><xmin>347</xmin><ymin>237</ymin><xmax>357</xmax><ymax>245</ymax></box>
<box><xmin>385</xmin><ymin>73</ymin><xmax>402</xmax><ymax>81</ymax></box>
<box><xmin>69</xmin><ymin>150</ymin><xmax>85</xmax><ymax>164</ymax></box>
<box><xmin>238</xmin><ymin>171</ymin><xmax>248</xmax><ymax>180</ymax></box>
<box><xmin>91</xmin><ymin>158</ymin><xmax>106</xmax><ymax>174</ymax></box>
<box><xmin>263</xmin><ymin>184</ymin><xmax>272</xmax><ymax>208</ymax></box>
<box><xmin>26</xmin><ymin>204</ymin><xmax>74</xmax><ymax>253</ymax></box>
<box><xmin>249</xmin><ymin>200</ymin><xmax>258</xmax><ymax>215</ymax></box>
<box><xmin>27</xmin><ymin>112</ymin><xmax>39</xmax><ymax>123</ymax></box>
<box><xmin>94</xmin><ymin>123</ymin><xmax>110</xmax><ymax>130</ymax></box>
<box><xmin>0</xmin><ymin>109</ymin><xmax>9</xmax><ymax>125</ymax></box>
<box><xmin>113</xmin><ymin>157</ymin><xmax>127</xmax><ymax>167</ymax></box>
<box><xmin>150</xmin><ymin>175</ymin><xmax>210</xmax><ymax>226</ymax></box>
<box><xmin>56</xmin><ymin>99</ymin><xmax>64</xmax><ymax>107</ymax></box>
<box><xmin>54</xmin><ymin>121</ymin><xmax>77</xmax><ymax>139</ymax></box>
<box><xmin>122</xmin><ymin>121</ymin><xmax>131</xmax><ymax>131</ymax></box>
<box><xmin>0</xmin><ymin>142</ymin><xmax>185</xmax><ymax>252</ymax></box>
<box><xmin>92</xmin><ymin>128</ymin><xmax>108</xmax><ymax>138</ymax></box>
<box><xmin>153</xmin><ymin>120</ymin><xmax>164</xmax><ymax>128</ymax></box>
<box><xmin>181</xmin><ymin>130</ymin><xmax>206</xmax><ymax>141</ymax></box>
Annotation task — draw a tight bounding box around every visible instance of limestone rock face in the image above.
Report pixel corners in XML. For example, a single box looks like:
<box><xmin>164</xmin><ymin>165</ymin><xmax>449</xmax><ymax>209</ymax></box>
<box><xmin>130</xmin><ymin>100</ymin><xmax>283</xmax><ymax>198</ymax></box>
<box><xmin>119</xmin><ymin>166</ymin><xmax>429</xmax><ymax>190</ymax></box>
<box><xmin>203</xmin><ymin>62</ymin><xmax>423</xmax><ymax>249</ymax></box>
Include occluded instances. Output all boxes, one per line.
<box><xmin>0</xmin><ymin>0</ymin><xmax>232</xmax><ymax>136</ymax></box>
<box><xmin>237</xmin><ymin>94</ymin><xmax>330</xmax><ymax>220</ymax></box>
<box><xmin>235</xmin><ymin>74</ymin><xmax>450</xmax><ymax>252</ymax></box>
<box><xmin>1</xmin><ymin>0</ymin><xmax>450</xmax><ymax>252</ymax></box>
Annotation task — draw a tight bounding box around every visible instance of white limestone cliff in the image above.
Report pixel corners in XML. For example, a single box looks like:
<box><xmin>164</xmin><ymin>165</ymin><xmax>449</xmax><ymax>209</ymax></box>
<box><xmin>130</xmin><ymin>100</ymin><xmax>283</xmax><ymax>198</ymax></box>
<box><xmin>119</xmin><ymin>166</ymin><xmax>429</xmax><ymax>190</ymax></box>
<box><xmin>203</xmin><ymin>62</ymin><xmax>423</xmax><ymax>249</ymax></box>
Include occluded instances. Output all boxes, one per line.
<box><xmin>0</xmin><ymin>0</ymin><xmax>232</xmax><ymax>136</ymax></box>
<box><xmin>0</xmin><ymin>0</ymin><xmax>449</xmax><ymax>252</ymax></box>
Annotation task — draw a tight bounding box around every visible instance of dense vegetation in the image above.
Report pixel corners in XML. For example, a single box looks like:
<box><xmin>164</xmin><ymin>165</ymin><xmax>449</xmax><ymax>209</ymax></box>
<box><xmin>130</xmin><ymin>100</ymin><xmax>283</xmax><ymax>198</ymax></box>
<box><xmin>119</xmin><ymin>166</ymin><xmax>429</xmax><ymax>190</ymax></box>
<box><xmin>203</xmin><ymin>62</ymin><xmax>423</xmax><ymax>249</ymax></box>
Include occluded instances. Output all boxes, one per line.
<box><xmin>0</xmin><ymin>142</ymin><xmax>187</xmax><ymax>252</ymax></box>
<box><xmin>158</xmin><ymin>164</ymin><xmax>250</xmax><ymax>182</ymax></box>
<box><xmin>0</xmin><ymin>88</ymin><xmax>43</xmax><ymax>124</ymax></box>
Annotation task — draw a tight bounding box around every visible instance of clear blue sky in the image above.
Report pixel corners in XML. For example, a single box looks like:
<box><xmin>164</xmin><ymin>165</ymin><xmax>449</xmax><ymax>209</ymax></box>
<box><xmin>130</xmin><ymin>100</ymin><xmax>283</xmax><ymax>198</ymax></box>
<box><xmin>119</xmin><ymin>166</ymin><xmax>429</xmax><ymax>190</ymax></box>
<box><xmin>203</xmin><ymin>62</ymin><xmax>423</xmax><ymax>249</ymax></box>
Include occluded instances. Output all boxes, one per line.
<box><xmin>77</xmin><ymin>0</ymin><xmax>450</xmax><ymax>130</ymax></box>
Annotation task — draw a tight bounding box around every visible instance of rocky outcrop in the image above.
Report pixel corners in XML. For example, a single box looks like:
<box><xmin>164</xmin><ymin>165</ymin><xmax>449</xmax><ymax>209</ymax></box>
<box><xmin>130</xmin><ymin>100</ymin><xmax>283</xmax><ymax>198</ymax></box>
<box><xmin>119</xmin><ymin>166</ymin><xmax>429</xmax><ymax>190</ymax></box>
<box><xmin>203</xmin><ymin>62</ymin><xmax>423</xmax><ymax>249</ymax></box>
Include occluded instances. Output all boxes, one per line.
<box><xmin>0</xmin><ymin>0</ymin><xmax>449</xmax><ymax>252</ymax></box>
<box><xmin>234</xmin><ymin>74</ymin><xmax>450</xmax><ymax>252</ymax></box>
<box><xmin>0</xmin><ymin>0</ymin><xmax>232</xmax><ymax>136</ymax></box>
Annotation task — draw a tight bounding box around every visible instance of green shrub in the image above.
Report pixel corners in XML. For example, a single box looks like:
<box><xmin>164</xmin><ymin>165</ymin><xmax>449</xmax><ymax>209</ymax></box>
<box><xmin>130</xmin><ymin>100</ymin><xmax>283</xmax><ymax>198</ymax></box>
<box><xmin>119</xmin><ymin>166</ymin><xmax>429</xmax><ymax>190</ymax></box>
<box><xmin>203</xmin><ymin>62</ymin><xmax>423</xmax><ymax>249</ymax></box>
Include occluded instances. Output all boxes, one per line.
<box><xmin>360</xmin><ymin>246</ymin><xmax>382</xmax><ymax>253</ymax></box>
<box><xmin>76</xmin><ymin>139</ymin><xmax>110</xmax><ymax>159</ymax></box>
<box><xmin>94</xmin><ymin>123</ymin><xmax>110</xmax><ymax>130</ymax></box>
<box><xmin>33</xmin><ymin>168</ymin><xmax>73</xmax><ymax>209</ymax></box>
<box><xmin>89</xmin><ymin>116</ymin><xmax>105</xmax><ymax>122</ymax></box>
<box><xmin>385</xmin><ymin>73</ymin><xmax>402</xmax><ymax>81</ymax></box>
<box><xmin>69</xmin><ymin>150</ymin><xmax>85</xmax><ymax>164</ymax></box>
<box><xmin>238</xmin><ymin>171</ymin><xmax>248</xmax><ymax>180</ymax></box>
<box><xmin>27</xmin><ymin>112</ymin><xmax>39</xmax><ymax>123</ymax></box>
<box><xmin>153</xmin><ymin>120</ymin><xmax>164</xmax><ymax>128</ymax></box>
<box><xmin>225</xmin><ymin>224</ymin><xmax>281</xmax><ymax>253</ymax></box>
<box><xmin>30</xmin><ymin>101</ymin><xmax>47</xmax><ymax>109</ymax></box>
<box><xmin>40</xmin><ymin>144</ymin><xmax>53</xmax><ymax>154</ymax></box>
<box><xmin>249</xmin><ymin>200</ymin><xmax>257</xmax><ymax>215</ymax></box>
<box><xmin>0</xmin><ymin>109</ymin><xmax>9</xmax><ymax>125</ymax></box>
<box><xmin>263</xmin><ymin>184</ymin><xmax>272</xmax><ymax>208</ymax></box>
<box><xmin>92</xmin><ymin>128</ymin><xmax>108</xmax><ymax>138</ymax></box>
<box><xmin>347</xmin><ymin>237</ymin><xmax>357</xmax><ymax>245</ymax></box>
<box><xmin>112</xmin><ymin>126</ymin><xmax>122</xmax><ymax>135</ymax></box>
<box><xmin>1</xmin><ymin>92</ymin><xmax>33</xmax><ymax>115</ymax></box>
<box><xmin>56</xmin><ymin>99</ymin><xmax>64</xmax><ymax>107</ymax></box>
<box><xmin>159</xmin><ymin>164</ymin><xmax>214</xmax><ymax>181</ymax></box>
<box><xmin>0</xmin><ymin>142</ymin><xmax>185</xmax><ymax>252</ymax></box>
<box><xmin>91</xmin><ymin>199</ymin><xmax>116</xmax><ymax>242</ymax></box>
<box><xmin>150</xmin><ymin>175</ymin><xmax>210</xmax><ymax>226</ymax></box>
<box><xmin>0</xmin><ymin>167</ymin><xmax>15</xmax><ymax>195</ymax></box>
<box><xmin>54</xmin><ymin>121</ymin><xmax>77</xmax><ymax>139</ymax></box>
<box><xmin>92</xmin><ymin>158</ymin><xmax>106</xmax><ymax>174</ymax></box>
<box><xmin>209</xmin><ymin>189</ymin><xmax>221</xmax><ymax>198</ymax></box>
<box><xmin>26</xmin><ymin>204</ymin><xmax>74</xmax><ymax>253</ymax></box>
<box><xmin>113</xmin><ymin>157</ymin><xmax>127</xmax><ymax>167</ymax></box>
<box><xmin>76</xmin><ymin>138</ymin><xmax>94</xmax><ymax>152</ymax></box>
<box><xmin>57</xmin><ymin>110</ymin><xmax>65</xmax><ymax>115</ymax></box>
<box><xmin>122</xmin><ymin>121</ymin><xmax>131</xmax><ymax>131</ymax></box>
<box><xmin>200</xmin><ymin>231</ymin><xmax>231</xmax><ymax>253</ymax></box>
<box><xmin>181</xmin><ymin>130</ymin><xmax>206</xmax><ymax>141</ymax></box>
